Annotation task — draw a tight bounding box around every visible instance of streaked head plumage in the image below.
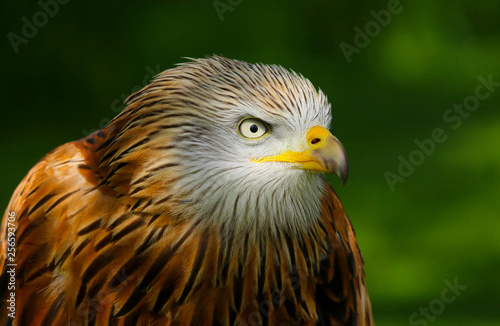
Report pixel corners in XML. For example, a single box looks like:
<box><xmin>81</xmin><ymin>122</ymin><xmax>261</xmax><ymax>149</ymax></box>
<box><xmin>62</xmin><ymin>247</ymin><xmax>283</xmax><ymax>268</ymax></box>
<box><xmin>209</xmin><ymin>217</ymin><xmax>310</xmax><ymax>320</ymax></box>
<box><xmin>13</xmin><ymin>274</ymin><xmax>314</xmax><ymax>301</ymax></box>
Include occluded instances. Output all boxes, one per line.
<box><xmin>108</xmin><ymin>56</ymin><xmax>343</xmax><ymax>236</ymax></box>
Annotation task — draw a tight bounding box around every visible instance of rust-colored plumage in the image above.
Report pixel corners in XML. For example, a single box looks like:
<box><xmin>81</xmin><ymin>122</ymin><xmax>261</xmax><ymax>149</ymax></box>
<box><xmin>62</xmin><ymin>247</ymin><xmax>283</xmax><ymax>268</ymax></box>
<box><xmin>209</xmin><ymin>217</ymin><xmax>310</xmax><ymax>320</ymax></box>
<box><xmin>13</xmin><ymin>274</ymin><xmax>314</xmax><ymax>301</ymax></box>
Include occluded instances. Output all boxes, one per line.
<box><xmin>1</xmin><ymin>56</ymin><xmax>373</xmax><ymax>325</ymax></box>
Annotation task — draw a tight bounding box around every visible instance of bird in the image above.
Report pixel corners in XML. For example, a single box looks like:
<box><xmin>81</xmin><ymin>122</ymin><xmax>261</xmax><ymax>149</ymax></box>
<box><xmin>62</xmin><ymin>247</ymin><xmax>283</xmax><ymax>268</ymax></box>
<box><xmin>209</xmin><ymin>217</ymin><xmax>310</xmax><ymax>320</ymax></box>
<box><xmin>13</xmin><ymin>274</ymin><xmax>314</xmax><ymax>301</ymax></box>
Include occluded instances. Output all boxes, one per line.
<box><xmin>0</xmin><ymin>56</ymin><xmax>373</xmax><ymax>326</ymax></box>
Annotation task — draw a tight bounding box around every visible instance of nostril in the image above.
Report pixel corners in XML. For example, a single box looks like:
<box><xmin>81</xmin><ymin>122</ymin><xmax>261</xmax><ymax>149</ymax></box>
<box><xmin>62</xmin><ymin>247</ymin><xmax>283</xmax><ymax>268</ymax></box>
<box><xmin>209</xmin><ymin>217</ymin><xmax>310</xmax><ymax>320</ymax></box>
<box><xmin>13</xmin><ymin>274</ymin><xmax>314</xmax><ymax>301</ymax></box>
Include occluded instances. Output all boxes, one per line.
<box><xmin>311</xmin><ymin>138</ymin><xmax>321</xmax><ymax>145</ymax></box>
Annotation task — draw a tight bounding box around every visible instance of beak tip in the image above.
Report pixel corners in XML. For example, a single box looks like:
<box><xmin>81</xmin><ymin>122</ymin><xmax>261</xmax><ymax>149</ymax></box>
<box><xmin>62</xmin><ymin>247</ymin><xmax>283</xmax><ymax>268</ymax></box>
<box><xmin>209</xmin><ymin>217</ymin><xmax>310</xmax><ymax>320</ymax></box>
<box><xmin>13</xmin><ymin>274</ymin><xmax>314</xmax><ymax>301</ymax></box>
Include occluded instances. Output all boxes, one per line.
<box><xmin>334</xmin><ymin>145</ymin><xmax>348</xmax><ymax>186</ymax></box>
<box><xmin>339</xmin><ymin>166</ymin><xmax>348</xmax><ymax>186</ymax></box>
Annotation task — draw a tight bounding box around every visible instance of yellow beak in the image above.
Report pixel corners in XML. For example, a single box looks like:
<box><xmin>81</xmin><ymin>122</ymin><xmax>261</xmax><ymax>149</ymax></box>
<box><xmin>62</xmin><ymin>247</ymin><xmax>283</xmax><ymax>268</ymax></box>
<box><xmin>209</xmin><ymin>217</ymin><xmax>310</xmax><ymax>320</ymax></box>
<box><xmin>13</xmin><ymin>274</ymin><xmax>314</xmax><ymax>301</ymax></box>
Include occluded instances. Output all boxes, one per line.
<box><xmin>252</xmin><ymin>126</ymin><xmax>349</xmax><ymax>185</ymax></box>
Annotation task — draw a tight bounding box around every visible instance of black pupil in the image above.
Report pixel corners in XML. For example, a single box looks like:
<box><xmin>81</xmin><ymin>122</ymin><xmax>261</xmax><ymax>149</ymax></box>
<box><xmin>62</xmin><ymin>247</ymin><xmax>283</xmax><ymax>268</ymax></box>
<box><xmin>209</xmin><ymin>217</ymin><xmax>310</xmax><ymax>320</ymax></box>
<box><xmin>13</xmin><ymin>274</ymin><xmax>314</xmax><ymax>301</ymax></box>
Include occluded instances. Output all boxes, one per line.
<box><xmin>250</xmin><ymin>124</ymin><xmax>259</xmax><ymax>133</ymax></box>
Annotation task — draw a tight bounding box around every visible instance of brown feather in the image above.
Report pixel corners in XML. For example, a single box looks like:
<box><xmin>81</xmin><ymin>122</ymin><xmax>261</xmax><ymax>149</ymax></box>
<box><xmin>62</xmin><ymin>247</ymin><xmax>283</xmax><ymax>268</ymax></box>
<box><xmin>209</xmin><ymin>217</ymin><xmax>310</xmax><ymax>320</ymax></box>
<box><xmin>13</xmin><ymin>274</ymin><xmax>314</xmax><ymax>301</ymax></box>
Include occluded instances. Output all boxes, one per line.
<box><xmin>1</xmin><ymin>56</ymin><xmax>373</xmax><ymax>325</ymax></box>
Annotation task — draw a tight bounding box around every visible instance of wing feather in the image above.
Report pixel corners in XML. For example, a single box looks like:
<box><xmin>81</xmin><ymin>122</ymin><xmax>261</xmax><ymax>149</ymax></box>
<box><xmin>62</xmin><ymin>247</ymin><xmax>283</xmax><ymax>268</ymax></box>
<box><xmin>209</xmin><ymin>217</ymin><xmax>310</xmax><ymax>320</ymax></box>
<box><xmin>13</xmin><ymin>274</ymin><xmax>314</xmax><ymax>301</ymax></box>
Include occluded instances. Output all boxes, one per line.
<box><xmin>1</xmin><ymin>118</ymin><xmax>373</xmax><ymax>326</ymax></box>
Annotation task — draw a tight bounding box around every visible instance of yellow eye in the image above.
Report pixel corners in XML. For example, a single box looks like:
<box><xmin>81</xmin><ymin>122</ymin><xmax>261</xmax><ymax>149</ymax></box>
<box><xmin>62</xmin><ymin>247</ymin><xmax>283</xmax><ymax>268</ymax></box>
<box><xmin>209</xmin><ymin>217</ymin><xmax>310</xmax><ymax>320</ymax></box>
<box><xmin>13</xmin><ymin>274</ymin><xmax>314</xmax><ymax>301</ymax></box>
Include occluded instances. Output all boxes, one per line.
<box><xmin>237</xmin><ymin>118</ymin><xmax>269</xmax><ymax>139</ymax></box>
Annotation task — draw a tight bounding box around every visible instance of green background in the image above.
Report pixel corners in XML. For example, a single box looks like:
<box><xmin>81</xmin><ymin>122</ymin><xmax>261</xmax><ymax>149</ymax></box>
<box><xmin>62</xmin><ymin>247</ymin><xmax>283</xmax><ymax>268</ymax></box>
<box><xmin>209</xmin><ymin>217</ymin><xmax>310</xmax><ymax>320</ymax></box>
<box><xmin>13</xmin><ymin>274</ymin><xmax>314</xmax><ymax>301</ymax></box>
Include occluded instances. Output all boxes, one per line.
<box><xmin>1</xmin><ymin>1</ymin><xmax>499</xmax><ymax>325</ymax></box>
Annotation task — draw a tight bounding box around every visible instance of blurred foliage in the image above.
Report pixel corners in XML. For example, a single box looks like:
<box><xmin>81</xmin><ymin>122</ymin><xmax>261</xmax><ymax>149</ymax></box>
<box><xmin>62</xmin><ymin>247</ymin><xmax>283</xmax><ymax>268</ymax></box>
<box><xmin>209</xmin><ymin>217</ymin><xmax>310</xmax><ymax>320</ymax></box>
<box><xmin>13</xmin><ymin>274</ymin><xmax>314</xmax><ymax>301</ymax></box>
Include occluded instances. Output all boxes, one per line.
<box><xmin>1</xmin><ymin>0</ymin><xmax>499</xmax><ymax>325</ymax></box>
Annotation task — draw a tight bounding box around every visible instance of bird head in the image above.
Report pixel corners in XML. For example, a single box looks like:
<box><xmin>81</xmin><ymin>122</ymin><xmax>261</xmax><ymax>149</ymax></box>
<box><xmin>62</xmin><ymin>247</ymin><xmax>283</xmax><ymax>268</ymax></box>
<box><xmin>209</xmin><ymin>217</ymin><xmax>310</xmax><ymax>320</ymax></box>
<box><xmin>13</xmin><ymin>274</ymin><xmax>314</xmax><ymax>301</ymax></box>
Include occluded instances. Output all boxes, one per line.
<box><xmin>106</xmin><ymin>56</ymin><xmax>348</xmax><ymax>233</ymax></box>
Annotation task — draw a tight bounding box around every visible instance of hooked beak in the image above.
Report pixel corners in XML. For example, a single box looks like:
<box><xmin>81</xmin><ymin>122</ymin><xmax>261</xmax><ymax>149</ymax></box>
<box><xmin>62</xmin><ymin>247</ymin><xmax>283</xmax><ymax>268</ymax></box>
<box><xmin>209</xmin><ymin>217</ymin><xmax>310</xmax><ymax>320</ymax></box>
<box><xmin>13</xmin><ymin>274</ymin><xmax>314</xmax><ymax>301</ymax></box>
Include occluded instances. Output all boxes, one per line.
<box><xmin>252</xmin><ymin>126</ymin><xmax>349</xmax><ymax>185</ymax></box>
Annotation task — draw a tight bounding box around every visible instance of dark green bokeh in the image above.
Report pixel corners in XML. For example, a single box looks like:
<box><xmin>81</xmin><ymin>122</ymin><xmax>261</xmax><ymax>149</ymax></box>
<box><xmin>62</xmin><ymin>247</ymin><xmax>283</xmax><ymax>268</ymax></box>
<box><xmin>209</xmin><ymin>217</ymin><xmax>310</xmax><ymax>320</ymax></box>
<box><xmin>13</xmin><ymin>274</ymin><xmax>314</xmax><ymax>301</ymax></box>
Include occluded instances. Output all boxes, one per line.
<box><xmin>1</xmin><ymin>1</ymin><xmax>499</xmax><ymax>325</ymax></box>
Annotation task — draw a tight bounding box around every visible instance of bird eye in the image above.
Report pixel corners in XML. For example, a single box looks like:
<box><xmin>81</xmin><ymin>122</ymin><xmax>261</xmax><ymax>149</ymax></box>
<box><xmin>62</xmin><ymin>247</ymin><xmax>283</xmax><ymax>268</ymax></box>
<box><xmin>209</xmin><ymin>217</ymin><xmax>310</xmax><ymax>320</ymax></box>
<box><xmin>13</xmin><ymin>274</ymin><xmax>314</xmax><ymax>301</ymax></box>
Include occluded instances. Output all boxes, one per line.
<box><xmin>237</xmin><ymin>118</ymin><xmax>269</xmax><ymax>139</ymax></box>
